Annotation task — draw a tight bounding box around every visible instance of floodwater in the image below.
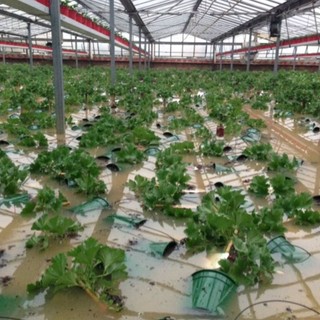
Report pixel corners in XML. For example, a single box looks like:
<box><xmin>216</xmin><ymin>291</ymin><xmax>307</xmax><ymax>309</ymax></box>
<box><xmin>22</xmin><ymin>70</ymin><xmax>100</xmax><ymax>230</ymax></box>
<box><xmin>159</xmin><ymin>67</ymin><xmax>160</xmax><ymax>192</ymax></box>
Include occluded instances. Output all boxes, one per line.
<box><xmin>1</xmin><ymin>104</ymin><xmax>320</xmax><ymax>320</ymax></box>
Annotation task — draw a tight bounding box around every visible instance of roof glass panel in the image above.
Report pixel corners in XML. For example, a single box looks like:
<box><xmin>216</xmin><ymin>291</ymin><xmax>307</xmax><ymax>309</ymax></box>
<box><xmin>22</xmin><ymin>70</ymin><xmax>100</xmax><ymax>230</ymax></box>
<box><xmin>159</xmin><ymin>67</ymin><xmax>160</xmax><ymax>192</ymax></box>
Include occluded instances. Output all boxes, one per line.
<box><xmin>0</xmin><ymin>0</ymin><xmax>320</xmax><ymax>47</ymax></box>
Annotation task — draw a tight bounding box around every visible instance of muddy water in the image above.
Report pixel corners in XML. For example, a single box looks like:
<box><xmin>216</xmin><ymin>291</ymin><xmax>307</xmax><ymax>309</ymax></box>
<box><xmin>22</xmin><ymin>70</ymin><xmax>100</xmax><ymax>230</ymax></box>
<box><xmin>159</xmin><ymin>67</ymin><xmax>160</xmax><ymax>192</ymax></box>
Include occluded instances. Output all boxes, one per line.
<box><xmin>1</xmin><ymin>105</ymin><xmax>320</xmax><ymax>320</ymax></box>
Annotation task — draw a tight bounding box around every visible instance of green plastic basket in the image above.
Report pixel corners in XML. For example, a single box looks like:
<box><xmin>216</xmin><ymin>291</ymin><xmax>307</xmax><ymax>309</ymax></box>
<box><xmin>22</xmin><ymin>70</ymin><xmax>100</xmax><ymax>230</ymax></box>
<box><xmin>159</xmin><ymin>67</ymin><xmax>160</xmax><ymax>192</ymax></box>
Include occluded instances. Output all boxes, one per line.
<box><xmin>191</xmin><ymin>269</ymin><xmax>237</xmax><ymax>314</ymax></box>
<box><xmin>267</xmin><ymin>235</ymin><xmax>310</xmax><ymax>263</ymax></box>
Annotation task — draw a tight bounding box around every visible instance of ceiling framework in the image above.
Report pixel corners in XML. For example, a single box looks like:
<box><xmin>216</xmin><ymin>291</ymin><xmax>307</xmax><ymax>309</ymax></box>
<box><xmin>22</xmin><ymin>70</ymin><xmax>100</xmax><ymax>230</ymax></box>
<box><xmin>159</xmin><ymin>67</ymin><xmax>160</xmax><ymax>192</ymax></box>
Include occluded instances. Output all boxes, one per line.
<box><xmin>211</xmin><ymin>0</ymin><xmax>320</xmax><ymax>43</ymax></box>
<box><xmin>0</xmin><ymin>0</ymin><xmax>319</xmax><ymax>51</ymax></box>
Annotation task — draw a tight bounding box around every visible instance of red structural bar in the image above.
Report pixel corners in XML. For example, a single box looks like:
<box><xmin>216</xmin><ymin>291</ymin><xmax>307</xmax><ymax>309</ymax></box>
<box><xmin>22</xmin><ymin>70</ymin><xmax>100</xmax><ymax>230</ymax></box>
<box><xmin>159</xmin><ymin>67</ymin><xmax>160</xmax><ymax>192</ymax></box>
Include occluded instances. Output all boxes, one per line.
<box><xmin>280</xmin><ymin>52</ymin><xmax>320</xmax><ymax>59</ymax></box>
<box><xmin>217</xmin><ymin>34</ymin><xmax>320</xmax><ymax>56</ymax></box>
<box><xmin>0</xmin><ymin>40</ymin><xmax>88</xmax><ymax>55</ymax></box>
<box><xmin>35</xmin><ymin>0</ymin><xmax>146</xmax><ymax>55</ymax></box>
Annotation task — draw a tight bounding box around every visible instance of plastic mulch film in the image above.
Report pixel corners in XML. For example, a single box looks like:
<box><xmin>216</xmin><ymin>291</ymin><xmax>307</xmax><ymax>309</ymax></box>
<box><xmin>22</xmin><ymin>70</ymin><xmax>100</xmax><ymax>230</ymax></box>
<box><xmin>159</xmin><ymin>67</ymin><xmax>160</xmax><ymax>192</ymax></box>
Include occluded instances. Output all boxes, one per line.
<box><xmin>69</xmin><ymin>197</ymin><xmax>110</xmax><ymax>214</ymax></box>
<box><xmin>267</xmin><ymin>235</ymin><xmax>311</xmax><ymax>263</ymax></box>
<box><xmin>191</xmin><ymin>269</ymin><xmax>237</xmax><ymax>315</ymax></box>
<box><xmin>0</xmin><ymin>193</ymin><xmax>30</xmax><ymax>207</ymax></box>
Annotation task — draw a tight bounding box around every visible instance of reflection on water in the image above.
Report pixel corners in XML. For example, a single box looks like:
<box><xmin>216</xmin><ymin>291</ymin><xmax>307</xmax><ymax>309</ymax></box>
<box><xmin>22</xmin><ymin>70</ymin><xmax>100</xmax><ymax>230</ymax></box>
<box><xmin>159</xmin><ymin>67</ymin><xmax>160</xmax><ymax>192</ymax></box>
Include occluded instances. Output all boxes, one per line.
<box><xmin>1</xmin><ymin>104</ymin><xmax>320</xmax><ymax>320</ymax></box>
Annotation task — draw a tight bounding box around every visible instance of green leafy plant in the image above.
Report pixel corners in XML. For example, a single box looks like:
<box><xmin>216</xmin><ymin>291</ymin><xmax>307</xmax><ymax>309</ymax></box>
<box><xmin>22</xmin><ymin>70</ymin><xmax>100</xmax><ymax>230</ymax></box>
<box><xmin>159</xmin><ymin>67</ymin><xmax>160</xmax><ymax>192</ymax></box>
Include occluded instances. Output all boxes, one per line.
<box><xmin>115</xmin><ymin>143</ymin><xmax>146</xmax><ymax>165</ymax></box>
<box><xmin>30</xmin><ymin>147</ymin><xmax>106</xmax><ymax>195</ymax></box>
<box><xmin>21</xmin><ymin>186</ymin><xmax>66</xmax><ymax>217</ymax></box>
<box><xmin>243</xmin><ymin>143</ymin><xmax>273</xmax><ymax>161</ymax></box>
<box><xmin>185</xmin><ymin>187</ymin><xmax>254</xmax><ymax>252</ymax></box>
<box><xmin>273</xmin><ymin>192</ymin><xmax>313</xmax><ymax>218</ymax></box>
<box><xmin>270</xmin><ymin>174</ymin><xmax>295</xmax><ymax>198</ymax></box>
<box><xmin>219</xmin><ymin>232</ymin><xmax>275</xmax><ymax>286</ymax></box>
<box><xmin>0</xmin><ymin>150</ymin><xmax>28</xmax><ymax>196</ymax></box>
<box><xmin>128</xmin><ymin>149</ymin><xmax>191</xmax><ymax>210</ymax></box>
<box><xmin>268</xmin><ymin>153</ymin><xmax>300</xmax><ymax>172</ymax></box>
<box><xmin>27</xmin><ymin>237</ymin><xmax>127</xmax><ymax>310</ymax></box>
<box><xmin>248</xmin><ymin>175</ymin><xmax>270</xmax><ymax>197</ymax></box>
<box><xmin>294</xmin><ymin>209</ymin><xmax>320</xmax><ymax>225</ymax></box>
<box><xmin>167</xmin><ymin>141</ymin><xmax>195</xmax><ymax>154</ymax></box>
<box><xmin>252</xmin><ymin>207</ymin><xmax>286</xmax><ymax>235</ymax></box>
<box><xmin>200</xmin><ymin>140</ymin><xmax>225</xmax><ymax>157</ymax></box>
<box><xmin>26</xmin><ymin>214</ymin><xmax>84</xmax><ymax>250</ymax></box>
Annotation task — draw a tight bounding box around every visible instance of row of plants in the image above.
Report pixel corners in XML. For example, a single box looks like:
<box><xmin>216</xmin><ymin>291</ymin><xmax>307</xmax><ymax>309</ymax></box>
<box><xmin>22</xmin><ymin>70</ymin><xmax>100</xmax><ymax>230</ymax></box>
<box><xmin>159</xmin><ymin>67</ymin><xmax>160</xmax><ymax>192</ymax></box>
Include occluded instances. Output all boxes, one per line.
<box><xmin>128</xmin><ymin>147</ymin><xmax>193</xmax><ymax>217</ymax></box>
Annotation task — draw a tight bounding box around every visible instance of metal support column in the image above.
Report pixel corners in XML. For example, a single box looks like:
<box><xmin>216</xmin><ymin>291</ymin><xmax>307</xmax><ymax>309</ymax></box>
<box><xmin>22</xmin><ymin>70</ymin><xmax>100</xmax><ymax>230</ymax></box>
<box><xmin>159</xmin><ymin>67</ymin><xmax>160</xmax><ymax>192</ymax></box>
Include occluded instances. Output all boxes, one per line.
<box><xmin>219</xmin><ymin>41</ymin><xmax>223</xmax><ymax>71</ymax></box>
<box><xmin>50</xmin><ymin>0</ymin><xmax>65</xmax><ymax>135</ymax></box>
<box><xmin>88</xmin><ymin>39</ymin><xmax>92</xmax><ymax>61</ymax></box>
<box><xmin>148</xmin><ymin>42</ymin><xmax>151</xmax><ymax>69</ymax></box>
<box><xmin>138</xmin><ymin>27</ymin><xmax>142</xmax><ymax>70</ymax></box>
<box><xmin>110</xmin><ymin>0</ymin><xmax>116</xmax><ymax>84</ymax></box>
<box><xmin>230</xmin><ymin>35</ymin><xmax>235</xmax><ymax>71</ymax></box>
<box><xmin>2</xmin><ymin>48</ymin><xmax>5</xmax><ymax>64</ymax></box>
<box><xmin>75</xmin><ymin>35</ymin><xmax>78</xmax><ymax>68</ymax></box>
<box><xmin>293</xmin><ymin>46</ymin><xmax>297</xmax><ymax>70</ymax></box>
<box><xmin>273</xmin><ymin>32</ymin><xmax>281</xmax><ymax>74</ymax></box>
<box><xmin>144</xmin><ymin>38</ymin><xmax>147</xmax><ymax>70</ymax></box>
<box><xmin>27</xmin><ymin>23</ymin><xmax>33</xmax><ymax>68</ymax></box>
<box><xmin>170</xmin><ymin>35</ymin><xmax>172</xmax><ymax>57</ymax></box>
<box><xmin>151</xmin><ymin>43</ymin><xmax>154</xmax><ymax>63</ymax></box>
<box><xmin>212</xmin><ymin>43</ymin><xmax>216</xmax><ymax>62</ymax></box>
<box><xmin>129</xmin><ymin>14</ymin><xmax>133</xmax><ymax>75</ymax></box>
<box><xmin>246</xmin><ymin>28</ymin><xmax>252</xmax><ymax>72</ymax></box>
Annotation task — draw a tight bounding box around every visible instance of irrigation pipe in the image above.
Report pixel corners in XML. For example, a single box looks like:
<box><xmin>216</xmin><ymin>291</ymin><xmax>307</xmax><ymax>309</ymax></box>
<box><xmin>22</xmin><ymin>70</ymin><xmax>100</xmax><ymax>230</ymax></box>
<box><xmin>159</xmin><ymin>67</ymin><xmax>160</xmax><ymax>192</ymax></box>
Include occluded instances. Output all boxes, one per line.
<box><xmin>234</xmin><ymin>299</ymin><xmax>320</xmax><ymax>320</ymax></box>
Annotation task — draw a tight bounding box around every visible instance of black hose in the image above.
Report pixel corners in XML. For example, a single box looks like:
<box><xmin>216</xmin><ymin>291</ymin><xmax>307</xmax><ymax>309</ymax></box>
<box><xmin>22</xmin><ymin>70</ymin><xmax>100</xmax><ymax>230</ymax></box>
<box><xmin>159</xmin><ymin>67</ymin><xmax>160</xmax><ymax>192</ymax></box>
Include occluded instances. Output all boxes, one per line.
<box><xmin>0</xmin><ymin>316</ymin><xmax>23</xmax><ymax>320</ymax></box>
<box><xmin>234</xmin><ymin>299</ymin><xmax>320</xmax><ymax>320</ymax></box>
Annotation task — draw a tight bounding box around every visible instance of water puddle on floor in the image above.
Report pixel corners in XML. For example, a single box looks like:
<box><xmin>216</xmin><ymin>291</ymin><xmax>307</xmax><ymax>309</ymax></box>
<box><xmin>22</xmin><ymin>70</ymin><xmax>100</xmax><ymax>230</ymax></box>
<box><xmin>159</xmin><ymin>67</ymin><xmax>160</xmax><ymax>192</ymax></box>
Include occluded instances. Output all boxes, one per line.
<box><xmin>1</xmin><ymin>104</ymin><xmax>320</xmax><ymax>320</ymax></box>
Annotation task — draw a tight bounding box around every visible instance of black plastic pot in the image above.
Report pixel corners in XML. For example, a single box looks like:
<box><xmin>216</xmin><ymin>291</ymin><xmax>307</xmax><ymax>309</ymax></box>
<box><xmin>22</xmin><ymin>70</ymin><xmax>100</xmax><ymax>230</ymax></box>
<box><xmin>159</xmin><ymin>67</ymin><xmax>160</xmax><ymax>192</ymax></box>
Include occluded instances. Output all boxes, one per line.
<box><xmin>106</xmin><ymin>163</ymin><xmax>120</xmax><ymax>172</ymax></box>
<box><xmin>223</xmin><ymin>146</ymin><xmax>232</xmax><ymax>152</ymax></box>
<box><xmin>0</xmin><ymin>140</ymin><xmax>9</xmax><ymax>146</ymax></box>
<box><xmin>163</xmin><ymin>131</ymin><xmax>173</xmax><ymax>138</ymax></box>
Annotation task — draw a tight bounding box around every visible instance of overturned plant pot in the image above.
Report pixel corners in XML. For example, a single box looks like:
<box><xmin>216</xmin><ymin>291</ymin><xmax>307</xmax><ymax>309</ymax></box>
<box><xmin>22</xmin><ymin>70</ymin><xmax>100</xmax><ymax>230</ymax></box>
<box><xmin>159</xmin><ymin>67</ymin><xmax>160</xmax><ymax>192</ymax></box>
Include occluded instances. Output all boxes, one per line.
<box><xmin>191</xmin><ymin>269</ymin><xmax>237</xmax><ymax>314</ymax></box>
<box><xmin>236</xmin><ymin>154</ymin><xmax>248</xmax><ymax>162</ymax></box>
<box><xmin>106</xmin><ymin>163</ymin><xmax>120</xmax><ymax>172</ymax></box>
<box><xmin>149</xmin><ymin>241</ymin><xmax>177</xmax><ymax>258</ymax></box>
<box><xmin>96</xmin><ymin>155</ymin><xmax>110</xmax><ymax>163</ymax></box>
<box><xmin>312</xmin><ymin>195</ymin><xmax>320</xmax><ymax>205</ymax></box>
<box><xmin>144</xmin><ymin>147</ymin><xmax>161</xmax><ymax>156</ymax></box>
<box><xmin>83</xmin><ymin>123</ymin><xmax>93</xmax><ymax>129</ymax></box>
<box><xmin>0</xmin><ymin>140</ymin><xmax>9</xmax><ymax>147</ymax></box>
<box><xmin>214</xmin><ymin>181</ymin><xmax>225</xmax><ymax>189</ymax></box>
<box><xmin>163</xmin><ymin>131</ymin><xmax>174</xmax><ymax>138</ymax></box>
<box><xmin>223</xmin><ymin>146</ymin><xmax>232</xmax><ymax>153</ymax></box>
<box><xmin>69</xmin><ymin>197</ymin><xmax>110</xmax><ymax>215</ymax></box>
<box><xmin>267</xmin><ymin>235</ymin><xmax>310</xmax><ymax>264</ymax></box>
<box><xmin>105</xmin><ymin>214</ymin><xmax>147</xmax><ymax>228</ymax></box>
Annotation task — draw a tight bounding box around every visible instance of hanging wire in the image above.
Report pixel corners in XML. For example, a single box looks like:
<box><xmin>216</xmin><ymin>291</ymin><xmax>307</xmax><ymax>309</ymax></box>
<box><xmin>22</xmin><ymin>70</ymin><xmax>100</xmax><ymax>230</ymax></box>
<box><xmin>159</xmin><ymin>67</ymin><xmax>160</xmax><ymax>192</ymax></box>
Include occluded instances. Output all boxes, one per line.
<box><xmin>233</xmin><ymin>299</ymin><xmax>320</xmax><ymax>320</ymax></box>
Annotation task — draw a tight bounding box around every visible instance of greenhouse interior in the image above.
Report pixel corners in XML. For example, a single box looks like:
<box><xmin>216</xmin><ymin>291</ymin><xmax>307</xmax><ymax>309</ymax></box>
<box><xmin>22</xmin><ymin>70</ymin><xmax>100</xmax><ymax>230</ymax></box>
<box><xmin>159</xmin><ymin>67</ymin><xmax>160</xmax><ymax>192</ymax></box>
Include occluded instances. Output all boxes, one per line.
<box><xmin>2</xmin><ymin>0</ymin><xmax>320</xmax><ymax>319</ymax></box>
